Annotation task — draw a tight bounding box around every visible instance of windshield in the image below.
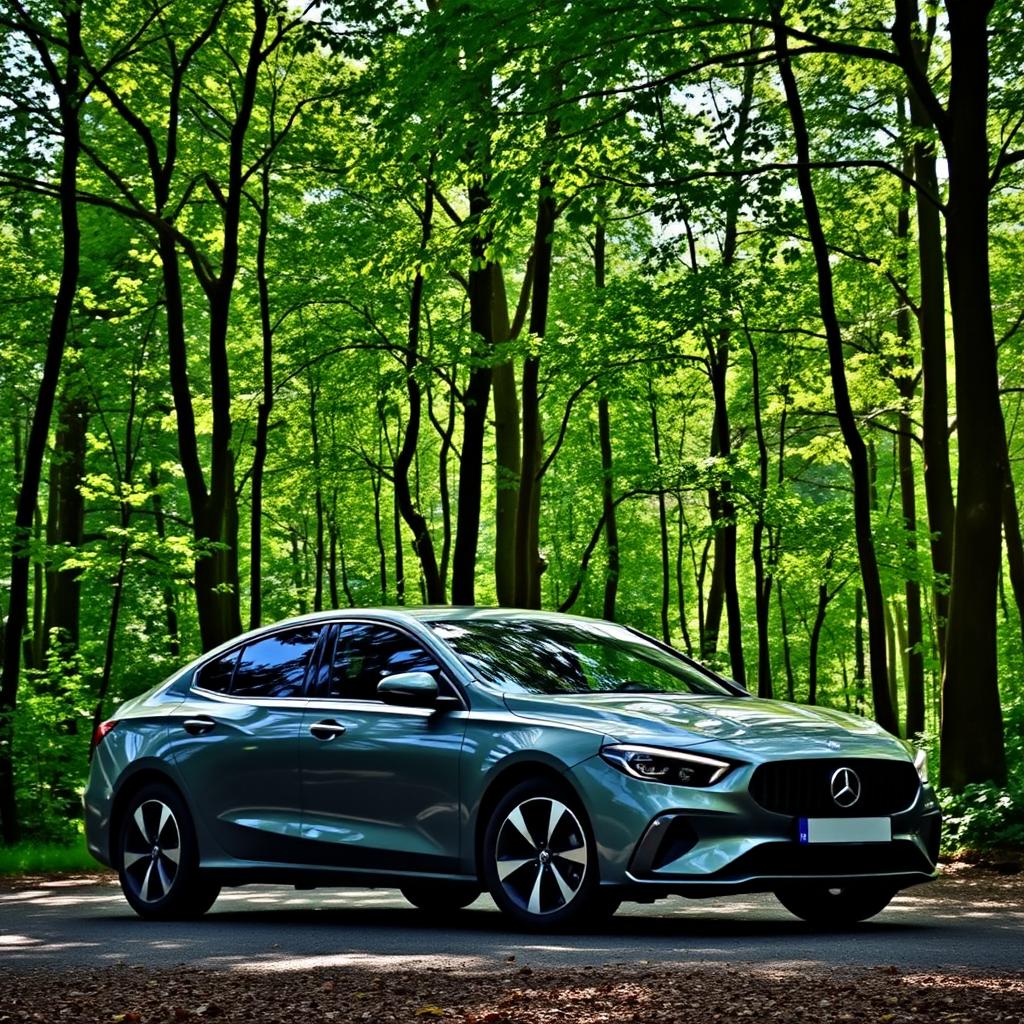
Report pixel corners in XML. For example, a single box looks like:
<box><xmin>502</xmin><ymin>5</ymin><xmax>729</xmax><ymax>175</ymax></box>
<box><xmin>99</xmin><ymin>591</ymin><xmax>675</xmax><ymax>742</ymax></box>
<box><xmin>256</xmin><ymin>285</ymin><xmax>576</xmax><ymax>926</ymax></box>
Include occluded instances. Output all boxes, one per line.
<box><xmin>429</xmin><ymin>618</ymin><xmax>733</xmax><ymax>696</ymax></box>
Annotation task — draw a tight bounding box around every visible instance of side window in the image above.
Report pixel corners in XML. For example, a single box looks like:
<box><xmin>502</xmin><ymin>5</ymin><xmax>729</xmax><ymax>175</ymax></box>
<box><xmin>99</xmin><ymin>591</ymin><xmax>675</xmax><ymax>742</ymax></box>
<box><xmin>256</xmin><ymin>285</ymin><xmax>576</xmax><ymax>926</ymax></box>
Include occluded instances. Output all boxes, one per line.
<box><xmin>197</xmin><ymin>648</ymin><xmax>239</xmax><ymax>694</ymax></box>
<box><xmin>327</xmin><ymin>624</ymin><xmax>441</xmax><ymax>701</ymax></box>
<box><xmin>231</xmin><ymin>626</ymin><xmax>322</xmax><ymax>701</ymax></box>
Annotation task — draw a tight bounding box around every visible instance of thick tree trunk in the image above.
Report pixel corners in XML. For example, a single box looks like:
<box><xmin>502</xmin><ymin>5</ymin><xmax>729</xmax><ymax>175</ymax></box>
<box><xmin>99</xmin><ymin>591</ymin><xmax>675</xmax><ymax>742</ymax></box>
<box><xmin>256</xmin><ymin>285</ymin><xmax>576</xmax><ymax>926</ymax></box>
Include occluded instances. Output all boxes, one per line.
<box><xmin>938</xmin><ymin>0</ymin><xmax>1006</xmax><ymax>788</ymax></box>
<box><xmin>907</xmin><ymin>6</ymin><xmax>956</xmax><ymax>671</ymax></box>
<box><xmin>772</xmin><ymin>5</ymin><xmax>897</xmax><ymax>733</ymax></box>
<box><xmin>452</xmin><ymin>181</ymin><xmax>495</xmax><ymax>605</ymax></box>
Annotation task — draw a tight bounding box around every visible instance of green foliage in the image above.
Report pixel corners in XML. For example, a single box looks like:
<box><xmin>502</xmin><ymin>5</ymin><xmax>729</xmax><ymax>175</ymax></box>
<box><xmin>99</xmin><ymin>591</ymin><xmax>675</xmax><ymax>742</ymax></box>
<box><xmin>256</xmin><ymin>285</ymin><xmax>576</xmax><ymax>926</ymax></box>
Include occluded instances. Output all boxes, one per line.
<box><xmin>937</xmin><ymin>696</ymin><xmax>1024</xmax><ymax>854</ymax></box>
<box><xmin>0</xmin><ymin>840</ymin><xmax>96</xmax><ymax>875</ymax></box>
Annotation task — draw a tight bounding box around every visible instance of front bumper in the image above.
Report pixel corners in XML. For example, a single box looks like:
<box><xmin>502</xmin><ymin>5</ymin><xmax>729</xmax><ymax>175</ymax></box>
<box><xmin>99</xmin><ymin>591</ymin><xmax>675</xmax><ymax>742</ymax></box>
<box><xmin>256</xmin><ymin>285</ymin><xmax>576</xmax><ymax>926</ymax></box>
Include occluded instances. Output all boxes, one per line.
<box><xmin>569</xmin><ymin>754</ymin><xmax>941</xmax><ymax>896</ymax></box>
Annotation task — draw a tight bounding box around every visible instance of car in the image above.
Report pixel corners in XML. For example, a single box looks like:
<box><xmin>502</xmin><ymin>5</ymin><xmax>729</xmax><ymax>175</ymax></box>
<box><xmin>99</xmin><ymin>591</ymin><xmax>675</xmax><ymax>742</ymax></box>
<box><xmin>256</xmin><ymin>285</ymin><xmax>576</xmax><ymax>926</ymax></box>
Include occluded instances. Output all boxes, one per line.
<box><xmin>84</xmin><ymin>607</ymin><xmax>940</xmax><ymax>928</ymax></box>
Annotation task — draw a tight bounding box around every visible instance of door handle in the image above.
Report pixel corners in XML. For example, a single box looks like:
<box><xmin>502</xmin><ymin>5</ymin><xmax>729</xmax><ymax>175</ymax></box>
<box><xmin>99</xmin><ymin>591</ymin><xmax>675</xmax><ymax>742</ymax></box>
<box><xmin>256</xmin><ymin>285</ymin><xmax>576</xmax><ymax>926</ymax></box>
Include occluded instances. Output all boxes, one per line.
<box><xmin>309</xmin><ymin>719</ymin><xmax>347</xmax><ymax>741</ymax></box>
<box><xmin>183</xmin><ymin>716</ymin><xmax>216</xmax><ymax>736</ymax></box>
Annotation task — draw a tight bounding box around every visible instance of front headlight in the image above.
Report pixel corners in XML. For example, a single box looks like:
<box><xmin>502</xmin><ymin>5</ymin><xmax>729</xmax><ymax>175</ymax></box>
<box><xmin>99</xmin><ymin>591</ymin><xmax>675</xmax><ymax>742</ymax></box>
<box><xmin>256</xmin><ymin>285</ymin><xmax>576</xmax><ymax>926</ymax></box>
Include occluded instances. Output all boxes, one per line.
<box><xmin>913</xmin><ymin>747</ymin><xmax>928</xmax><ymax>783</ymax></box>
<box><xmin>600</xmin><ymin>744</ymin><xmax>732</xmax><ymax>787</ymax></box>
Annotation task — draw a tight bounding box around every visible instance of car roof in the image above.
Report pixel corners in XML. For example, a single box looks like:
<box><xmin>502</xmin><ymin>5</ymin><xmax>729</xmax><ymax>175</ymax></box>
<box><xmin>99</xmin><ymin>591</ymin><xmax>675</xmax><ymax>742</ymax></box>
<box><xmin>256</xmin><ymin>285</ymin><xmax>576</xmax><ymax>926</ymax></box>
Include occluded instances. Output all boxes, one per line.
<box><xmin>253</xmin><ymin>606</ymin><xmax>604</xmax><ymax>628</ymax></box>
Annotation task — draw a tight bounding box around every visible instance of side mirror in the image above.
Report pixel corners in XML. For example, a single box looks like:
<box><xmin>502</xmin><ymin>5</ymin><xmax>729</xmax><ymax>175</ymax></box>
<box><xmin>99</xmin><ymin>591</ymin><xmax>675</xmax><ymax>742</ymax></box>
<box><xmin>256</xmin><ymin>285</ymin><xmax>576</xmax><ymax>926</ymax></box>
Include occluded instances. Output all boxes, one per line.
<box><xmin>377</xmin><ymin>671</ymin><xmax>438</xmax><ymax>708</ymax></box>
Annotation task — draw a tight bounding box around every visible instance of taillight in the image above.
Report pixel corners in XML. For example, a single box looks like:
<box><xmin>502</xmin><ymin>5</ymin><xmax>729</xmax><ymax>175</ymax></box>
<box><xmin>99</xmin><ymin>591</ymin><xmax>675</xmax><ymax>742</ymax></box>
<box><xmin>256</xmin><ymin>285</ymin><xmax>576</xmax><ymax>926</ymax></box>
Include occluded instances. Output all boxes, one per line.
<box><xmin>92</xmin><ymin>719</ymin><xmax>118</xmax><ymax>751</ymax></box>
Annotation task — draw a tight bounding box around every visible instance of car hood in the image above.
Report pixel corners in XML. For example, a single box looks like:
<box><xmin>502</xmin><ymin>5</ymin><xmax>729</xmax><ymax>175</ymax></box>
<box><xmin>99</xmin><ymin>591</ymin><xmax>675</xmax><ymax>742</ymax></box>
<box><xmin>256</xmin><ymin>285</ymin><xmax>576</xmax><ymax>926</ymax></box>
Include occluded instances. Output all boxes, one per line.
<box><xmin>501</xmin><ymin>692</ymin><xmax>904</xmax><ymax>759</ymax></box>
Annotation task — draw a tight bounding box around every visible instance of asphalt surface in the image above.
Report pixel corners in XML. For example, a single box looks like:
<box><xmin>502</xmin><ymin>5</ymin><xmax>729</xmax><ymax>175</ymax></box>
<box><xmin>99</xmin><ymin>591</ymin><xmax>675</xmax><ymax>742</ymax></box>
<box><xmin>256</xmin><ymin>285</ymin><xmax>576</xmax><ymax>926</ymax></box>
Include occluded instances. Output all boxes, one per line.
<box><xmin>2</xmin><ymin>873</ymin><xmax>1021</xmax><ymax>974</ymax></box>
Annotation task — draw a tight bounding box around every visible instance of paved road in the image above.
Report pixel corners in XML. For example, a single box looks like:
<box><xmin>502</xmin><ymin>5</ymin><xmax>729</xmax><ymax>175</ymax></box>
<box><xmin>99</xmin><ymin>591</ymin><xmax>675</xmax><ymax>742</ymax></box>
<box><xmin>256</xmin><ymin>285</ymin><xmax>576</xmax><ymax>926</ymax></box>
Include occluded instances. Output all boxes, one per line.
<box><xmin>1</xmin><ymin>875</ymin><xmax>1021</xmax><ymax>974</ymax></box>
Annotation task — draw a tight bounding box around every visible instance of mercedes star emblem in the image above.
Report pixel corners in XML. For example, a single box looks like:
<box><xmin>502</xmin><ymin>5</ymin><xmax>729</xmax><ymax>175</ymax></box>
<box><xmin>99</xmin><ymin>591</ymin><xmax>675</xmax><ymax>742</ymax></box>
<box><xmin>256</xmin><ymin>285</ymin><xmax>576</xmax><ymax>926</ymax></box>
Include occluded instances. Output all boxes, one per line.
<box><xmin>830</xmin><ymin>766</ymin><xmax>862</xmax><ymax>808</ymax></box>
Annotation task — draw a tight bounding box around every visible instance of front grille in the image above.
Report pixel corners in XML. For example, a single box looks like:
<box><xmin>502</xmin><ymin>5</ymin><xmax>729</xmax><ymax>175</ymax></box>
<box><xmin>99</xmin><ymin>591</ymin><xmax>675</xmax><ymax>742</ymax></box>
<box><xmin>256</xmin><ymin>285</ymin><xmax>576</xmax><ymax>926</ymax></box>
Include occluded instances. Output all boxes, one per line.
<box><xmin>749</xmin><ymin>758</ymin><xmax>921</xmax><ymax>817</ymax></box>
<box><xmin>716</xmin><ymin>840</ymin><xmax>933</xmax><ymax>879</ymax></box>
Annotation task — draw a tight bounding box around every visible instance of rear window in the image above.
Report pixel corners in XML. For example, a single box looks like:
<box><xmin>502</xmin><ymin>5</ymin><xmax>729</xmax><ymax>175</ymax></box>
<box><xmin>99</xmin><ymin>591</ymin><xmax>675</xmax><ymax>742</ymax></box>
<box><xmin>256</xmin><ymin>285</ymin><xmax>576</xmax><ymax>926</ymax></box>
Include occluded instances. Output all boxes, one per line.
<box><xmin>196</xmin><ymin>648</ymin><xmax>239</xmax><ymax>694</ymax></box>
<box><xmin>231</xmin><ymin>626</ymin><xmax>322</xmax><ymax>700</ymax></box>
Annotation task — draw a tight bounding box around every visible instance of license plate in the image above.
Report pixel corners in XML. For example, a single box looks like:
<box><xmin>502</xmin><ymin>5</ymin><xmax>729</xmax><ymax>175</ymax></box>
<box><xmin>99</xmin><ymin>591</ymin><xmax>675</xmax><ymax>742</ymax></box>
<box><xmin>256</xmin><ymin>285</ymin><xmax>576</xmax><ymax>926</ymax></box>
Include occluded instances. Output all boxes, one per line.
<box><xmin>798</xmin><ymin>817</ymin><xmax>892</xmax><ymax>844</ymax></box>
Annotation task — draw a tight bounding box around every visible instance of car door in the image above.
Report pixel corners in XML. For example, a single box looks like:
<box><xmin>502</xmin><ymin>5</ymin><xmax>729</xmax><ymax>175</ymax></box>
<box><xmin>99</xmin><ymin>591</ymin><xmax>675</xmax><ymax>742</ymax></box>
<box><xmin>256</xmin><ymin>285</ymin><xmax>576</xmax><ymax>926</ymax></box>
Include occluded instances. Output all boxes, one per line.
<box><xmin>168</xmin><ymin>623</ymin><xmax>326</xmax><ymax>863</ymax></box>
<box><xmin>299</xmin><ymin>621</ymin><xmax>467</xmax><ymax>874</ymax></box>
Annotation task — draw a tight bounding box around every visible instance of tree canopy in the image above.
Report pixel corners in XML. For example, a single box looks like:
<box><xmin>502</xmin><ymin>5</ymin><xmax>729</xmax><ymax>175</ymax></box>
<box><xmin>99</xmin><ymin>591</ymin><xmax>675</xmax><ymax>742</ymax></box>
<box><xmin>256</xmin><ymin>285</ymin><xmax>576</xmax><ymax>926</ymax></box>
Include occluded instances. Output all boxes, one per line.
<box><xmin>1</xmin><ymin>0</ymin><xmax>1023</xmax><ymax>846</ymax></box>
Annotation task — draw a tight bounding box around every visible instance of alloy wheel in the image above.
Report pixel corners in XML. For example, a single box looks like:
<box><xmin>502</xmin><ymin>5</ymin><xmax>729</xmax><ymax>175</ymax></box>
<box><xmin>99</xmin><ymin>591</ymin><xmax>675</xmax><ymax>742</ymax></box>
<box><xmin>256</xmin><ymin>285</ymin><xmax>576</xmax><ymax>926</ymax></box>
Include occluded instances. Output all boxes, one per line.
<box><xmin>493</xmin><ymin>796</ymin><xmax>588</xmax><ymax>916</ymax></box>
<box><xmin>122</xmin><ymin>798</ymin><xmax>181</xmax><ymax>903</ymax></box>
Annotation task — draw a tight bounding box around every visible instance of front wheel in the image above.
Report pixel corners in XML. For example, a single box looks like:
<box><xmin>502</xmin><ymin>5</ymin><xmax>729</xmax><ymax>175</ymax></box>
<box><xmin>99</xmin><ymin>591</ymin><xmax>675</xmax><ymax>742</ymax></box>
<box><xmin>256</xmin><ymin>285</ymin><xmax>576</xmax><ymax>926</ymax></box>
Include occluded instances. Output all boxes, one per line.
<box><xmin>117</xmin><ymin>781</ymin><xmax>220</xmax><ymax>920</ymax></box>
<box><xmin>482</xmin><ymin>779</ymin><xmax>601</xmax><ymax>929</ymax></box>
<box><xmin>774</xmin><ymin>883</ymin><xmax>896</xmax><ymax>926</ymax></box>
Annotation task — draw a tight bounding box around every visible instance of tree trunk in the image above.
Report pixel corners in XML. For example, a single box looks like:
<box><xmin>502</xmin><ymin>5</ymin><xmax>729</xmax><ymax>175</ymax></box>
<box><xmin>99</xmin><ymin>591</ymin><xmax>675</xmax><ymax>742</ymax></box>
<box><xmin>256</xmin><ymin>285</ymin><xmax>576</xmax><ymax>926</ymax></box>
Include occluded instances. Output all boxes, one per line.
<box><xmin>598</xmin><ymin>397</ymin><xmax>619</xmax><ymax>620</ymax></box>
<box><xmin>746</xmin><ymin>328</ymin><xmax>773</xmax><ymax>697</ymax></box>
<box><xmin>250</xmin><ymin>163</ymin><xmax>274</xmax><ymax>629</ymax></box>
<box><xmin>808</xmin><ymin>581</ymin><xmax>829</xmax><ymax>706</ymax></box>
<box><xmin>894</xmin><ymin>125</ymin><xmax>927</xmax><ymax>737</ymax></box>
<box><xmin>1001</xmin><ymin>460</ymin><xmax>1024</xmax><ymax>651</ymax></box>
<box><xmin>428</xmin><ymin>372</ymin><xmax>456</xmax><ymax>594</ymax></box>
<box><xmin>149</xmin><ymin>465</ymin><xmax>180</xmax><ymax>657</ymax></box>
<box><xmin>593</xmin><ymin>223</ymin><xmax>619</xmax><ymax>621</ymax></box>
<box><xmin>650</xmin><ymin>390</ymin><xmax>672</xmax><ymax>643</ymax></box>
<box><xmin>452</xmin><ymin>179</ymin><xmax>496</xmax><ymax>605</ymax></box>
<box><xmin>309</xmin><ymin>379</ymin><xmax>325</xmax><ymax>612</ymax></box>
<box><xmin>0</xmin><ymin>5</ymin><xmax>82</xmax><ymax>843</ymax></box>
<box><xmin>938</xmin><ymin>0</ymin><xmax>1006</xmax><ymax>789</ymax></box>
<box><xmin>493</xmin><ymin>354</ymin><xmax>520</xmax><ymax>606</ymax></box>
<box><xmin>43</xmin><ymin>387</ymin><xmax>87</xmax><ymax>661</ymax></box>
<box><xmin>908</xmin><ymin>4</ymin><xmax>955</xmax><ymax>670</ymax></box>
<box><xmin>675</xmin><ymin>500</ymin><xmax>694</xmax><ymax>655</ymax></box>
<box><xmin>777</xmin><ymin>579</ymin><xmax>796</xmax><ymax>701</ymax></box>
<box><xmin>854</xmin><ymin>588</ymin><xmax>866</xmax><ymax>715</ymax></box>
<box><xmin>394</xmin><ymin>181</ymin><xmax>444</xmax><ymax>602</ymax></box>
<box><xmin>772</xmin><ymin>5</ymin><xmax>896</xmax><ymax>733</ymax></box>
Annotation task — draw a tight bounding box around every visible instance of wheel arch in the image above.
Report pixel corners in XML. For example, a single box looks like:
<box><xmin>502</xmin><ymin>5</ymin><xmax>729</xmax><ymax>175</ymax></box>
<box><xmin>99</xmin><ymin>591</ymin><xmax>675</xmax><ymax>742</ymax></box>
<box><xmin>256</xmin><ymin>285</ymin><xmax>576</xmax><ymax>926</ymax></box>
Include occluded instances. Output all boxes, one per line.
<box><xmin>471</xmin><ymin>758</ymin><xmax>587</xmax><ymax>884</ymax></box>
<box><xmin>108</xmin><ymin>765</ymin><xmax>188</xmax><ymax>865</ymax></box>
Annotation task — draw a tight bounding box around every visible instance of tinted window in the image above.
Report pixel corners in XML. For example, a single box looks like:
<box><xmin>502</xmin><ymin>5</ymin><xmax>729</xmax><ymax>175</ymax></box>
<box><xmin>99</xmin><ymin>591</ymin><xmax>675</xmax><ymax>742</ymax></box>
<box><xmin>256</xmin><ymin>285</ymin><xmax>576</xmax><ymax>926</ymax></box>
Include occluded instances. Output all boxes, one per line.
<box><xmin>429</xmin><ymin>618</ymin><xmax>732</xmax><ymax>696</ymax></box>
<box><xmin>231</xmin><ymin>626</ymin><xmax>322</xmax><ymax>700</ymax></box>
<box><xmin>197</xmin><ymin>648</ymin><xmax>239</xmax><ymax>694</ymax></box>
<box><xmin>327</xmin><ymin>624</ymin><xmax>440</xmax><ymax>701</ymax></box>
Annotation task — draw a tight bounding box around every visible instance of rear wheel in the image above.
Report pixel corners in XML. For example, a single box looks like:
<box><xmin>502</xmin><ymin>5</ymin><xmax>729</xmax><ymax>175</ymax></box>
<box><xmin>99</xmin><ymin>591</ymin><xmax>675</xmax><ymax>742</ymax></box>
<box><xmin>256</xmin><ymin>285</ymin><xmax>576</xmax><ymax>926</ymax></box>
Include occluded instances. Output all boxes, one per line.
<box><xmin>482</xmin><ymin>779</ymin><xmax>601</xmax><ymax>929</ymax></box>
<box><xmin>117</xmin><ymin>782</ymin><xmax>220</xmax><ymax>920</ymax></box>
<box><xmin>774</xmin><ymin>883</ymin><xmax>896</xmax><ymax>926</ymax></box>
<box><xmin>401</xmin><ymin>882</ymin><xmax>481</xmax><ymax>912</ymax></box>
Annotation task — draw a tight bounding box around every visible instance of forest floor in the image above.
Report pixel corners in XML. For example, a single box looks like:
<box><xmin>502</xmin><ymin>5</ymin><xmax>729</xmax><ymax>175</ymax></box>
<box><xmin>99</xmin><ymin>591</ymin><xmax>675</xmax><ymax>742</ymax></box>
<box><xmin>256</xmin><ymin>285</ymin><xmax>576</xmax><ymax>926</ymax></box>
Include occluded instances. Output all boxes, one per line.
<box><xmin>1</xmin><ymin>863</ymin><xmax>1022</xmax><ymax>1024</ymax></box>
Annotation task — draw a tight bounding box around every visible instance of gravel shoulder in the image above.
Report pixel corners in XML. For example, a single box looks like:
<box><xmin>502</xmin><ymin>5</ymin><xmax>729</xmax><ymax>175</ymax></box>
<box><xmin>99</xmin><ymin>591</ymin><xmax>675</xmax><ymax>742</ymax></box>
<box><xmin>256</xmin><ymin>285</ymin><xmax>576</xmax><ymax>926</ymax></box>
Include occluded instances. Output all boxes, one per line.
<box><xmin>1</xmin><ymin>962</ymin><xmax>1022</xmax><ymax>1024</ymax></box>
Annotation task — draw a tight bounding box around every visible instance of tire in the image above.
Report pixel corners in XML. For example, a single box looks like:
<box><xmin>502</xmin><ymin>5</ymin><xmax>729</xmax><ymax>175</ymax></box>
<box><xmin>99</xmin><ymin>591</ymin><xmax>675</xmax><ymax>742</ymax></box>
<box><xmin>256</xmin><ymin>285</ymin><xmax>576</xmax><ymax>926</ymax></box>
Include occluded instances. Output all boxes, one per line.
<box><xmin>116</xmin><ymin>781</ymin><xmax>220</xmax><ymax>920</ymax></box>
<box><xmin>482</xmin><ymin>778</ymin><xmax>601</xmax><ymax>929</ymax></box>
<box><xmin>774</xmin><ymin>883</ymin><xmax>896</xmax><ymax>926</ymax></box>
<box><xmin>401</xmin><ymin>882</ymin><xmax>481</xmax><ymax>912</ymax></box>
